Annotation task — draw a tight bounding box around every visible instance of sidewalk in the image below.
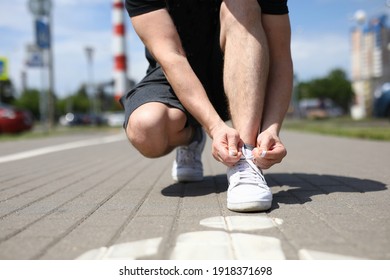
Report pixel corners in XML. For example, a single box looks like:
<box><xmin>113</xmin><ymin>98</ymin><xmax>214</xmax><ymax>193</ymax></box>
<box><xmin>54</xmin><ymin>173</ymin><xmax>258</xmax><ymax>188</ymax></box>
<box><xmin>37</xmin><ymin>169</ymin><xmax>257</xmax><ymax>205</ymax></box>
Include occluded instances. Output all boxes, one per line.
<box><xmin>0</xmin><ymin>130</ymin><xmax>389</xmax><ymax>260</ymax></box>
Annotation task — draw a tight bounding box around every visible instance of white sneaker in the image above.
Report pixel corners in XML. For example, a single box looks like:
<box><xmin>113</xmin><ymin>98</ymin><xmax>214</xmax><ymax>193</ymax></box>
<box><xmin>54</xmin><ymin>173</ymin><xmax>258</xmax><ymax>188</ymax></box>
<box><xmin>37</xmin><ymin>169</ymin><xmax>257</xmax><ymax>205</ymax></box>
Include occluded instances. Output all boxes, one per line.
<box><xmin>172</xmin><ymin>126</ymin><xmax>206</xmax><ymax>182</ymax></box>
<box><xmin>227</xmin><ymin>145</ymin><xmax>272</xmax><ymax>212</ymax></box>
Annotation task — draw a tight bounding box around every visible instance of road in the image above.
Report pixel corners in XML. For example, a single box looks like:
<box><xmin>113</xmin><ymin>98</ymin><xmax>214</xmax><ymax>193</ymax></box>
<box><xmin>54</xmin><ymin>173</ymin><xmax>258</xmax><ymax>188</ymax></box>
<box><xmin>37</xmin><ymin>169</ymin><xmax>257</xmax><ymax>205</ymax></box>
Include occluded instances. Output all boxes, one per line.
<box><xmin>0</xmin><ymin>129</ymin><xmax>389</xmax><ymax>260</ymax></box>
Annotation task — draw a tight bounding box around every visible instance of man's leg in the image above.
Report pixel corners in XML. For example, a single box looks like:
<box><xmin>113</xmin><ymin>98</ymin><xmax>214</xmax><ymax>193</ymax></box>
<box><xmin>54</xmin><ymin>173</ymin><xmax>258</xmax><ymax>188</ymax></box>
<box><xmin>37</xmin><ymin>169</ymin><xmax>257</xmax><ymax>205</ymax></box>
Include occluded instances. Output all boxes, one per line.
<box><xmin>126</xmin><ymin>101</ymin><xmax>206</xmax><ymax>182</ymax></box>
<box><xmin>220</xmin><ymin>0</ymin><xmax>272</xmax><ymax>212</ymax></box>
<box><xmin>126</xmin><ymin>102</ymin><xmax>192</xmax><ymax>158</ymax></box>
<box><xmin>220</xmin><ymin>0</ymin><xmax>269</xmax><ymax>145</ymax></box>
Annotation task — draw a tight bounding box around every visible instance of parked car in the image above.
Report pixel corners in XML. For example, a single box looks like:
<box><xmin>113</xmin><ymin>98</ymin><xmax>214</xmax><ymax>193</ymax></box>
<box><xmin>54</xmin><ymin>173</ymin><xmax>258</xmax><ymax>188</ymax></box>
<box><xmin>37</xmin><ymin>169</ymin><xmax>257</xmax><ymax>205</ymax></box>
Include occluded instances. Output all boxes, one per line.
<box><xmin>298</xmin><ymin>98</ymin><xmax>343</xmax><ymax>119</ymax></box>
<box><xmin>59</xmin><ymin>112</ymin><xmax>105</xmax><ymax>126</ymax></box>
<box><xmin>373</xmin><ymin>83</ymin><xmax>390</xmax><ymax>118</ymax></box>
<box><xmin>0</xmin><ymin>103</ymin><xmax>33</xmax><ymax>134</ymax></box>
<box><xmin>102</xmin><ymin>112</ymin><xmax>125</xmax><ymax>127</ymax></box>
<box><xmin>59</xmin><ymin>112</ymin><xmax>86</xmax><ymax>126</ymax></box>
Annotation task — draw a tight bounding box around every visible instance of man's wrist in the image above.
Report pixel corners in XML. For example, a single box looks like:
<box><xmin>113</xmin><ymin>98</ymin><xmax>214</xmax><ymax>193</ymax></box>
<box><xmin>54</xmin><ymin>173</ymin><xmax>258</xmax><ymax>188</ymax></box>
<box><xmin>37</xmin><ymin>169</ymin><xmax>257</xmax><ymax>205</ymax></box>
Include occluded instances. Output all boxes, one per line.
<box><xmin>207</xmin><ymin>119</ymin><xmax>226</xmax><ymax>139</ymax></box>
<box><xmin>260</xmin><ymin>122</ymin><xmax>281</xmax><ymax>136</ymax></box>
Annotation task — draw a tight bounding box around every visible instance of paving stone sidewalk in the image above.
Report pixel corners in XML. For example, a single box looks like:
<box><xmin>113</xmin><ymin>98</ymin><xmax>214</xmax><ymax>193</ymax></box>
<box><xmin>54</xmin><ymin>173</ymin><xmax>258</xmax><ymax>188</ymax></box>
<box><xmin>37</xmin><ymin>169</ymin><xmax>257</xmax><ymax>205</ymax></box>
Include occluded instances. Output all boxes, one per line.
<box><xmin>0</xmin><ymin>130</ymin><xmax>389</xmax><ymax>260</ymax></box>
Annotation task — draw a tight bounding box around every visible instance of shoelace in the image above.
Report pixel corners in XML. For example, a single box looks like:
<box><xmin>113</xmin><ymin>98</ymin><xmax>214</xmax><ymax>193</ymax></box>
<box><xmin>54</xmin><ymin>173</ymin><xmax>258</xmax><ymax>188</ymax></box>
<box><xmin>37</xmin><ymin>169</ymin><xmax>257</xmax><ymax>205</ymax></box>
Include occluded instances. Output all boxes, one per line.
<box><xmin>231</xmin><ymin>146</ymin><xmax>266</xmax><ymax>185</ymax></box>
<box><xmin>177</xmin><ymin>146</ymin><xmax>197</xmax><ymax>164</ymax></box>
<box><xmin>176</xmin><ymin>129</ymin><xmax>203</xmax><ymax>165</ymax></box>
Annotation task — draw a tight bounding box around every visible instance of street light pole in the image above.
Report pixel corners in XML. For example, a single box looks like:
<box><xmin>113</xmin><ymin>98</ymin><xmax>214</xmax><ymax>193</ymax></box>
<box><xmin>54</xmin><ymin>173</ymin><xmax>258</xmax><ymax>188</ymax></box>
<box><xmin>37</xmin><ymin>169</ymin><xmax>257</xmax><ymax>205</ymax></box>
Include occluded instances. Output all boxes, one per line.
<box><xmin>85</xmin><ymin>46</ymin><xmax>98</xmax><ymax>123</ymax></box>
<box><xmin>28</xmin><ymin>0</ymin><xmax>54</xmax><ymax>130</ymax></box>
<box><xmin>47</xmin><ymin>6</ymin><xmax>55</xmax><ymax>129</ymax></box>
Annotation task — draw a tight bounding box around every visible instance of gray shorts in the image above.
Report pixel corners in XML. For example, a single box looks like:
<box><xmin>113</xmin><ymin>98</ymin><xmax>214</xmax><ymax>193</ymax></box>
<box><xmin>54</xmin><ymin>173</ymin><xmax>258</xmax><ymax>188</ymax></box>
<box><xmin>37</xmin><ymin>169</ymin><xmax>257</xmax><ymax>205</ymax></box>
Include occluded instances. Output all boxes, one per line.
<box><xmin>120</xmin><ymin>62</ymin><xmax>229</xmax><ymax>128</ymax></box>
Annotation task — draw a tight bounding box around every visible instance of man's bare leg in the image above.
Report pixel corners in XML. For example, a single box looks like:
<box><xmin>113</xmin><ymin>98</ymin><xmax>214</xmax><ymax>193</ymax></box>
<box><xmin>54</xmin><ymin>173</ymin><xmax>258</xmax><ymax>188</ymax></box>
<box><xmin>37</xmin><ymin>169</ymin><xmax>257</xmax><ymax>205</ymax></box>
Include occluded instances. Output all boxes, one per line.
<box><xmin>220</xmin><ymin>0</ymin><xmax>269</xmax><ymax>146</ymax></box>
<box><xmin>220</xmin><ymin>0</ymin><xmax>272</xmax><ymax>212</ymax></box>
<box><xmin>126</xmin><ymin>102</ymin><xmax>193</xmax><ymax>158</ymax></box>
<box><xmin>127</xmin><ymin>102</ymin><xmax>206</xmax><ymax>182</ymax></box>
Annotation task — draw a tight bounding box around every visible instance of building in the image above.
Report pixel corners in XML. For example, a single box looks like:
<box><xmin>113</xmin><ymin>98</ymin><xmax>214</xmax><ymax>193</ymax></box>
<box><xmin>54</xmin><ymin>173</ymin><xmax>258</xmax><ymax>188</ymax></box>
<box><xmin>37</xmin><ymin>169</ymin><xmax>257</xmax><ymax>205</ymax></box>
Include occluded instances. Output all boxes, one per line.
<box><xmin>350</xmin><ymin>14</ymin><xmax>390</xmax><ymax>119</ymax></box>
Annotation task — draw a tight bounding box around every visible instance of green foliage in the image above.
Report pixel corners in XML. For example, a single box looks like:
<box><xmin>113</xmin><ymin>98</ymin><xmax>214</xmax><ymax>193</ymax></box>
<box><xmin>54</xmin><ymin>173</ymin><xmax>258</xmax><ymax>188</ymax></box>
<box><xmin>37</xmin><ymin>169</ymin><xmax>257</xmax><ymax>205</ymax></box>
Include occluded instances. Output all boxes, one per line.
<box><xmin>12</xmin><ymin>89</ymin><xmax>40</xmax><ymax>120</ymax></box>
<box><xmin>56</xmin><ymin>84</ymin><xmax>91</xmax><ymax>116</ymax></box>
<box><xmin>56</xmin><ymin>83</ymin><xmax>123</xmax><ymax>116</ymax></box>
<box><xmin>296</xmin><ymin>69</ymin><xmax>354</xmax><ymax>111</ymax></box>
<box><xmin>9</xmin><ymin>79</ymin><xmax>127</xmax><ymax>120</ymax></box>
<box><xmin>0</xmin><ymin>79</ymin><xmax>15</xmax><ymax>104</ymax></box>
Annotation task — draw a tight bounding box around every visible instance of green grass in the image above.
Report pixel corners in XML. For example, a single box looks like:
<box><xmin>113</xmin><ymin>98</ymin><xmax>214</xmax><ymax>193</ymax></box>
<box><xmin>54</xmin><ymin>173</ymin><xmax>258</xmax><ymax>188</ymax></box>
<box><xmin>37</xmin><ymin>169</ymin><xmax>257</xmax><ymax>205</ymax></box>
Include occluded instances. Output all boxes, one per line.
<box><xmin>283</xmin><ymin>117</ymin><xmax>390</xmax><ymax>141</ymax></box>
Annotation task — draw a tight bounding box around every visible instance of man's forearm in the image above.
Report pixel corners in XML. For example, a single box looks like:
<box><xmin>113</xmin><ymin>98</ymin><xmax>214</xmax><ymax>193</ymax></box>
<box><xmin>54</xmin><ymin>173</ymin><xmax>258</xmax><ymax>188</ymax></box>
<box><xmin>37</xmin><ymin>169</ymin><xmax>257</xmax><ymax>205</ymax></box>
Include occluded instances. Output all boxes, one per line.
<box><xmin>160</xmin><ymin>53</ymin><xmax>225</xmax><ymax>137</ymax></box>
<box><xmin>131</xmin><ymin>9</ymin><xmax>225</xmax><ymax>137</ymax></box>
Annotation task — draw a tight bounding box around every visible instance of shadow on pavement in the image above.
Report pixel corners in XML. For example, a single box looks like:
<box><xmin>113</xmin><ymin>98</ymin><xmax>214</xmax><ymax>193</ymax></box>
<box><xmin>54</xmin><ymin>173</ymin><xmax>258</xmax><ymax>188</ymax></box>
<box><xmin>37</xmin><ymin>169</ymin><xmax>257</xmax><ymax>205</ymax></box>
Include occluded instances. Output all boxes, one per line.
<box><xmin>162</xmin><ymin>172</ymin><xmax>387</xmax><ymax>202</ymax></box>
<box><xmin>266</xmin><ymin>173</ymin><xmax>387</xmax><ymax>207</ymax></box>
<box><xmin>162</xmin><ymin>175</ymin><xmax>228</xmax><ymax>197</ymax></box>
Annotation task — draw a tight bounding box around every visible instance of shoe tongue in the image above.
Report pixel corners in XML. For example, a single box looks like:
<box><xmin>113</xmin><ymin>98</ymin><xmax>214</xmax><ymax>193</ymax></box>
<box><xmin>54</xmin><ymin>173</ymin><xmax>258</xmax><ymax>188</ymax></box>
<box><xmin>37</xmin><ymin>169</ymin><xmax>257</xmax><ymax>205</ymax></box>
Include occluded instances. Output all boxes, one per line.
<box><xmin>242</xmin><ymin>145</ymin><xmax>254</xmax><ymax>160</ymax></box>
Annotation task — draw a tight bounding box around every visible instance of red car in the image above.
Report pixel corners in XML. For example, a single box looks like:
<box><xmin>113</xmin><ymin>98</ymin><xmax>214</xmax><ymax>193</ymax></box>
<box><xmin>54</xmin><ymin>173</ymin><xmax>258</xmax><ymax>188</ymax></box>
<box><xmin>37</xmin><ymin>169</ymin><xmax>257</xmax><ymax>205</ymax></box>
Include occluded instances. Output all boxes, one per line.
<box><xmin>0</xmin><ymin>103</ymin><xmax>33</xmax><ymax>134</ymax></box>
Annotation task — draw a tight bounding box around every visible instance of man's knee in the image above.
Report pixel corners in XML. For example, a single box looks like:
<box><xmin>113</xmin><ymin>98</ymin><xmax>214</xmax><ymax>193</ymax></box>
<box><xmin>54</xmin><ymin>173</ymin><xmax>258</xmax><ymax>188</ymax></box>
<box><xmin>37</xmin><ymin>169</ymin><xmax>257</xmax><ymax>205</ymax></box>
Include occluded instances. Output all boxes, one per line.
<box><xmin>126</xmin><ymin>106</ymin><xmax>170</xmax><ymax>158</ymax></box>
<box><xmin>220</xmin><ymin>0</ymin><xmax>262</xmax><ymax>48</ymax></box>
<box><xmin>221</xmin><ymin>0</ymin><xmax>262</xmax><ymax>25</ymax></box>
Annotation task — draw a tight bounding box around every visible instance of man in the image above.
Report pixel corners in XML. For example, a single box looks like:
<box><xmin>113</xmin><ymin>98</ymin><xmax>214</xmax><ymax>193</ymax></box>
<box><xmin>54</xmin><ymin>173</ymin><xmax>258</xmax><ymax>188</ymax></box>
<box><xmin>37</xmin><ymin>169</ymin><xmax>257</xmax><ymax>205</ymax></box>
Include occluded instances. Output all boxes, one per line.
<box><xmin>120</xmin><ymin>0</ymin><xmax>293</xmax><ymax>212</ymax></box>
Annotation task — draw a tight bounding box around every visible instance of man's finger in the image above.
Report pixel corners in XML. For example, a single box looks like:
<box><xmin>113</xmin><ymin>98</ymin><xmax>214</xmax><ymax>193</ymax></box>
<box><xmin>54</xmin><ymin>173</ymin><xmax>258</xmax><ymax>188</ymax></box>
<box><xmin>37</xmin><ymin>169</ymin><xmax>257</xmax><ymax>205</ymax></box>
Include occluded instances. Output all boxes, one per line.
<box><xmin>227</xmin><ymin>133</ymin><xmax>240</xmax><ymax>157</ymax></box>
<box><xmin>257</xmin><ymin>134</ymin><xmax>276</xmax><ymax>158</ymax></box>
<box><xmin>258</xmin><ymin>142</ymin><xmax>270</xmax><ymax>159</ymax></box>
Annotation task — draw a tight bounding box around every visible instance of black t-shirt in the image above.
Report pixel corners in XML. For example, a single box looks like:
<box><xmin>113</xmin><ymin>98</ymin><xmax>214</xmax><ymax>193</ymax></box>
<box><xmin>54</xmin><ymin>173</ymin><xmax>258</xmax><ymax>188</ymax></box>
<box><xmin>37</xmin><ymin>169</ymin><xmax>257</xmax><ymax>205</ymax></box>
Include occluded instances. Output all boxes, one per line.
<box><xmin>125</xmin><ymin>0</ymin><xmax>289</xmax><ymax>17</ymax></box>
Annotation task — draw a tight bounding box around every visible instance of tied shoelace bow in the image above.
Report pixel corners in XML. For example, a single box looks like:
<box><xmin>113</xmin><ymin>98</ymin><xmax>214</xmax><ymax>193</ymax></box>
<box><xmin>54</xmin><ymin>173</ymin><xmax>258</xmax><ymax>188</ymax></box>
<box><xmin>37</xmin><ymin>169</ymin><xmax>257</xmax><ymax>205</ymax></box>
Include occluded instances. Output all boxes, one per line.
<box><xmin>231</xmin><ymin>146</ymin><xmax>266</xmax><ymax>185</ymax></box>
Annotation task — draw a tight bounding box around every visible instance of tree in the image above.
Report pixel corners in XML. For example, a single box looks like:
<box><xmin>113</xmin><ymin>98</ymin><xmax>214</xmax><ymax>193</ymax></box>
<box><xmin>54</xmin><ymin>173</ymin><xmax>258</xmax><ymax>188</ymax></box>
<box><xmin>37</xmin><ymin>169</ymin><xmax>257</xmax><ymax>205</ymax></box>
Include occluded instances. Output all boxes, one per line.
<box><xmin>56</xmin><ymin>84</ymin><xmax>92</xmax><ymax>116</ymax></box>
<box><xmin>0</xmin><ymin>79</ymin><xmax>15</xmax><ymax>104</ymax></box>
<box><xmin>326</xmin><ymin>69</ymin><xmax>354</xmax><ymax>111</ymax></box>
<box><xmin>12</xmin><ymin>89</ymin><xmax>40</xmax><ymax>120</ymax></box>
<box><xmin>297</xmin><ymin>69</ymin><xmax>354</xmax><ymax>111</ymax></box>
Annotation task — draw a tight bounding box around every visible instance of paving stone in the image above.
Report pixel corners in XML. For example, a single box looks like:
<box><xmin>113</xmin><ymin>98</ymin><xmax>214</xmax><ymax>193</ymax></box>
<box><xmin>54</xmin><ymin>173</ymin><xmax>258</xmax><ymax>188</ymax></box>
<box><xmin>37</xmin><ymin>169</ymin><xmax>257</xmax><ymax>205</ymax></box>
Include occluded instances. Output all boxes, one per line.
<box><xmin>0</xmin><ymin>130</ymin><xmax>388</xmax><ymax>260</ymax></box>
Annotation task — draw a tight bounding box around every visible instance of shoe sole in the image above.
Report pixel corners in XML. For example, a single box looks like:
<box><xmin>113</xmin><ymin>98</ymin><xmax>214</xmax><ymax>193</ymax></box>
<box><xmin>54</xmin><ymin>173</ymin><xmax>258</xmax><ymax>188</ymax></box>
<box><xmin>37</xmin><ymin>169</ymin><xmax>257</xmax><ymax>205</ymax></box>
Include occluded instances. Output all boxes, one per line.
<box><xmin>227</xmin><ymin>201</ymin><xmax>272</xmax><ymax>213</ymax></box>
<box><xmin>172</xmin><ymin>174</ymin><xmax>204</xmax><ymax>182</ymax></box>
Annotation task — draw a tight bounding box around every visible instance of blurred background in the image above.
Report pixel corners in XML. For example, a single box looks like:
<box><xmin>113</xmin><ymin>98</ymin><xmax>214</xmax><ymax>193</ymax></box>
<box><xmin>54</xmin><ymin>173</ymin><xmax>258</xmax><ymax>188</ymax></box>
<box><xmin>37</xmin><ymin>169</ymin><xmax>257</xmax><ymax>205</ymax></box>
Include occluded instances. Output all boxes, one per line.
<box><xmin>1</xmin><ymin>0</ymin><xmax>390</xmax><ymax>139</ymax></box>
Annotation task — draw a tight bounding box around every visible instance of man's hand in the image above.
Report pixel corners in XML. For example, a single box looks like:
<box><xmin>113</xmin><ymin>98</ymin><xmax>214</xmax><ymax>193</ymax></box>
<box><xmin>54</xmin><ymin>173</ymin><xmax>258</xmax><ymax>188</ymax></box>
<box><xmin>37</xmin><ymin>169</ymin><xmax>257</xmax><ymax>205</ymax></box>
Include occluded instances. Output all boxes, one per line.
<box><xmin>209</xmin><ymin>122</ymin><xmax>243</xmax><ymax>167</ymax></box>
<box><xmin>252</xmin><ymin>130</ymin><xmax>287</xmax><ymax>169</ymax></box>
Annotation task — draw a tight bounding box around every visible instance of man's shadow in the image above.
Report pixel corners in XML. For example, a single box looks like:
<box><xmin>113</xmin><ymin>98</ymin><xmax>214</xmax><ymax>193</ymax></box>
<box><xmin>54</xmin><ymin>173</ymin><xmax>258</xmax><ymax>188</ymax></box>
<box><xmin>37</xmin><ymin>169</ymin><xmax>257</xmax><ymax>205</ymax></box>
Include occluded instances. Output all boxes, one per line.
<box><xmin>161</xmin><ymin>173</ymin><xmax>387</xmax><ymax>209</ymax></box>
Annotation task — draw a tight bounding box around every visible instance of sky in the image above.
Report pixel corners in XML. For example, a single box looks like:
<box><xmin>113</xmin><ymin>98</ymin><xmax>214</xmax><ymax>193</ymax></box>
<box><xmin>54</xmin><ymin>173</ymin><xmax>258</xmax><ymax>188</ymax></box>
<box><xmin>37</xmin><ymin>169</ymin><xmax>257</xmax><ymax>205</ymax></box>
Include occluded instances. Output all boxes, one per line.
<box><xmin>1</xmin><ymin>0</ymin><xmax>389</xmax><ymax>98</ymax></box>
